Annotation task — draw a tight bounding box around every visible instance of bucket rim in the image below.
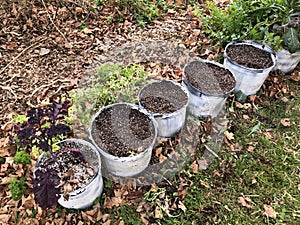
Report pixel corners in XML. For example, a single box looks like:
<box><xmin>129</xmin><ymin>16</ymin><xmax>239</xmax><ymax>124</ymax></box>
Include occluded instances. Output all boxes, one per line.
<box><xmin>138</xmin><ymin>79</ymin><xmax>189</xmax><ymax>118</ymax></box>
<box><xmin>224</xmin><ymin>40</ymin><xmax>277</xmax><ymax>72</ymax></box>
<box><xmin>182</xmin><ymin>59</ymin><xmax>236</xmax><ymax>97</ymax></box>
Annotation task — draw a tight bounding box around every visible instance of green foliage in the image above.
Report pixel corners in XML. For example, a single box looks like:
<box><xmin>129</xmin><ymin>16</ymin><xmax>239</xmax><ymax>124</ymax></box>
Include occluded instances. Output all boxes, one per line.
<box><xmin>13</xmin><ymin>151</ymin><xmax>31</xmax><ymax>164</ymax></box>
<box><xmin>71</xmin><ymin>63</ymin><xmax>149</xmax><ymax>128</ymax></box>
<box><xmin>94</xmin><ymin>0</ymin><xmax>160</xmax><ymax>27</ymax></box>
<box><xmin>194</xmin><ymin>0</ymin><xmax>299</xmax><ymax>49</ymax></box>
<box><xmin>0</xmin><ymin>157</ymin><xmax>5</xmax><ymax>164</ymax></box>
<box><xmin>9</xmin><ymin>177</ymin><xmax>27</xmax><ymax>201</ymax></box>
<box><xmin>12</xmin><ymin>115</ymin><xmax>28</xmax><ymax>125</ymax></box>
<box><xmin>283</xmin><ymin>27</ymin><xmax>300</xmax><ymax>53</ymax></box>
<box><xmin>95</xmin><ymin>63</ymin><xmax>149</xmax><ymax>108</ymax></box>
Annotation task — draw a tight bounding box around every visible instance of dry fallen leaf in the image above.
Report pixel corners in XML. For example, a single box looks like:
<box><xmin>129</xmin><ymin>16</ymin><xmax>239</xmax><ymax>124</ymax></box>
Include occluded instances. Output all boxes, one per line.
<box><xmin>197</xmin><ymin>159</ymin><xmax>208</xmax><ymax>170</ymax></box>
<box><xmin>263</xmin><ymin>204</ymin><xmax>276</xmax><ymax>219</ymax></box>
<box><xmin>247</xmin><ymin>145</ymin><xmax>255</xmax><ymax>152</ymax></box>
<box><xmin>238</xmin><ymin>196</ymin><xmax>252</xmax><ymax>208</ymax></box>
<box><xmin>140</xmin><ymin>213</ymin><xmax>149</xmax><ymax>225</ymax></box>
<box><xmin>154</xmin><ymin>206</ymin><xmax>163</xmax><ymax>219</ymax></box>
<box><xmin>224</xmin><ymin>130</ymin><xmax>234</xmax><ymax>140</ymax></box>
<box><xmin>251</xmin><ymin>177</ymin><xmax>257</xmax><ymax>184</ymax></box>
<box><xmin>200</xmin><ymin>180</ymin><xmax>210</xmax><ymax>188</ymax></box>
<box><xmin>178</xmin><ymin>201</ymin><xmax>187</xmax><ymax>212</ymax></box>
<box><xmin>281</xmin><ymin>97</ymin><xmax>289</xmax><ymax>103</ymax></box>
<box><xmin>190</xmin><ymin>161</ymin><xmax>198</xmax><ymax>174</ymax></box>
<box><xmin>280</xmin><ymin>118</ymin><xmax>291</xmax><ymax>127</ymax></box>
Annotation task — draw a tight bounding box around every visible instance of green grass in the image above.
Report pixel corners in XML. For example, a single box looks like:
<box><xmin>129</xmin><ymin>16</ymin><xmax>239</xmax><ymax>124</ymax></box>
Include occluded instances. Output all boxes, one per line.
<box><xmin>170</xmin><ymin>81</ymin><xmax>300</xmax><ymax>224</ymax></box>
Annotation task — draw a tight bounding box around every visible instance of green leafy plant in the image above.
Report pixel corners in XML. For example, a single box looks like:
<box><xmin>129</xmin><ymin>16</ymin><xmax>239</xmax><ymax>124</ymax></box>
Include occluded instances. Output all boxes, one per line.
<box><xmin>71</xmin><ymin>63</ymin><xmax>149</xmax><ymax>128</ymax></box>
<box><xmin>9</xmin><ymin>177</ymin><xmax>27</xmax><ymax>201</ymax></box>
<box><xmin>194</xmin><ymin>0</ymin><xmax>300</xmax><ymax>51</ymax></box>
<box><xmin>13</xmin><ymin>151</ymin><xmax>31</xmax><ymax>164</ymax></box>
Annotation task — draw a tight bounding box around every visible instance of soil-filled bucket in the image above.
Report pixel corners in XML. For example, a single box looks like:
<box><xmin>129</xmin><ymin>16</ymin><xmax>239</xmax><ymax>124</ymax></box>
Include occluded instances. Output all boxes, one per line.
<box><xmin>182</xmin><ymin>60</ymin><xmax>236</xmax><ymax>118</ymax></box>
<box><xmin>89</xmin><ymin>103</ymin><xmax>157</xmax><ymax>177</ymax></box>
<box><xmin>138</xmin><ymin>80</ymin><xmax>189</xmax><ymax>137</ymax></box>
<box><xmin>34</xmin><ymin>139</ymin><xmax>103</xmax><ymax>209</ymax></box>
<box><xmin>224</xmin><ymin>40</ymin><xmax>277</xmax><ymax>96</ymax></box>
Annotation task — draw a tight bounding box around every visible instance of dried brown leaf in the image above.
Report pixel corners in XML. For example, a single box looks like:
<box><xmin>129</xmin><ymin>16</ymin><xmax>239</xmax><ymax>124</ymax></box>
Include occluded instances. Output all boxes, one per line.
<box><xmin>140</xmin><ymin>214</ymin><xmax>149</xmax><ymax>225</ymax></box>
<box><xmin>154</xmin><ymin>206</ymin><xmax>163</xmax><ymax>219</ymax></box>
<box><xmin>238</xmin><ymin>196</ymin><xmax>252</xmax><ymax>208</ymax></box>
<box><xmin>0</xmin><ymin>214</ymin><xmax>11</xmax><ymax>223</ymax></box>
<box><xmin>190</xmin><ymin>161</ymin><xmax>198</xmax><ymax>174</ymax></box>
<box><xmin>178</xmin><ymin>201</ymin><xmax>187</xmax><ymax>212</ymax></box>
<box><xmin>39</xmin><ymin>48</ymin><xmax>50</xmax><ymax>56</ymax></box>
<box><xmin>263</xmin><ymin>204</ymin><xmax>276</xmax><ymax>219</ymax></box>
<box><xmin>247</xmin><ymin>145</ymin><xmax>255</xmax><ymax>152</ymax></box>
<box><xmin>280</xmin><ymin>118</ymin><xmax>291</xmax><ymax>127</ymax></box>
<box><xmin>281</xmin><ymin>97</ymin><xmax>289</xmax><ymax>103</ymax></box>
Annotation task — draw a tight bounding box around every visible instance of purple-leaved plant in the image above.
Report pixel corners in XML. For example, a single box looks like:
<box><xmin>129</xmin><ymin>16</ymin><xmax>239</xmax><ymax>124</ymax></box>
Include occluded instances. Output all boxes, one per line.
<box><xmin>12</xmin><ymin>97</ymin><xmax>74</xmax><ymax>209</ymax></box>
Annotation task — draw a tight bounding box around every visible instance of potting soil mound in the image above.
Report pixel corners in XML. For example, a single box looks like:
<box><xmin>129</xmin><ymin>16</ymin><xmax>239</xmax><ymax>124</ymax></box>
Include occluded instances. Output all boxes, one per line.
<box><xmin>184</xmin><ymin>61</ymin><xmax>236</xmax><ymax>94</ymax></box>
<box><xmin>91</xmin><ymin>104</ymin><xmax>155</xmax><ymax>157</ymax></box>
<box><xmin>226</xmin><ymin>44</ymin><xmax>274</xmax><ymax>69</ymax></box>
<box><xmin>139</xmin><ymin>80</ymin><xmax>188</xmax><ymax>114</ymax></box>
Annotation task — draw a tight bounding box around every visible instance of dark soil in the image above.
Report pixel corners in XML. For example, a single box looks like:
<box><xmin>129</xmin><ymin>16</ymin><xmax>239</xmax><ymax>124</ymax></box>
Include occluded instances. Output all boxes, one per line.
<box><xmin>139</xmin><ymin>80</ymin><xmax>188</xmax><ymax>114</ymax></box>
<box><xmin>91</xmin><ymin>104</ymin><xmax>156</xmax><ymax>157</ymax></box>
<box><xmin>184</xmin><ymin>61</ymin><xmax>236</xmax><ymax>94</ymax></box>
<box><xmin>226</xmin><ymin>44</ymin><xmax>274</xmax><ymax>69</ymax></box>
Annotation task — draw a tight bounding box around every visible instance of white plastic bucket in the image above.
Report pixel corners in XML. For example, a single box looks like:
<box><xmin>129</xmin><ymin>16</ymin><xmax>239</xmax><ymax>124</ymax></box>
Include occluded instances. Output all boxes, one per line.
<box><xmin>138</xmin><ymin>80</ymin><xmax>189</xmax><ymax>137</ymax></box>
<box><xmin>182</xmin><ymin>60</ymin><xmax>236</xmax><ymax>118</ymax></box>
<box><xmin>224</xmin><ymin>40</ymin><xmax>277</xmax><ymax>96</ymax></box>
<box><xmin>34</xmin><ymin>139</ymin><xmax>103</xmax><ymax>209</ymax></box>
<box><xmin>89</xmin><ymin>103</ymin><xmax>157</xmax><ymax>177</ymax></box>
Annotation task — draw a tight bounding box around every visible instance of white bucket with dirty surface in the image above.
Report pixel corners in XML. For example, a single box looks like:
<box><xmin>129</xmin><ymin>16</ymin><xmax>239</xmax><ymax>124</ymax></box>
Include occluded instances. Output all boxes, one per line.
<box><xmin>34</xmin><ymin>139</ymin><xmax>103</xmax><ymax>209</ymax></box>
<box><xmin>138</xmin><ymin>80</ymin><xmax>189</xmax><ymax>137</ymax></box>
<box><xmin>89</xmin><ymin>103</ymin><xmax>157</xmax><ymax>177</ymax></box>
<box><xmin>182</xmin><ymin>60</ymin><xmax>236</xmax><ymax>118</ymax></box>
<box><xmin>224</xmin><ymin>40</ymin><xmax>276</xmax><ymax>96</ymax></box>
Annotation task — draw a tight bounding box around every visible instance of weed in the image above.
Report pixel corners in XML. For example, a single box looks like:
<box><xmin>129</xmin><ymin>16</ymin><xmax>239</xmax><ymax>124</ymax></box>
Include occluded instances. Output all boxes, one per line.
<box><xmin>13</xmin><ymin>151</ymin><xmax>31</xmax><ymax>164</ymax></box>
<box><xmin>9</xmin><ymin>177</ymin><xmax>27</xmax><ymax>201</ymax></box>
<box><xmin>0</xmin><ymin>157</ymin><xmax>5</xmax><ymax>164</ymax></box>
<box><xmin>94</xmin><ymin>0</ymin><xmax>160</xmax><ymax>27</ymax></box>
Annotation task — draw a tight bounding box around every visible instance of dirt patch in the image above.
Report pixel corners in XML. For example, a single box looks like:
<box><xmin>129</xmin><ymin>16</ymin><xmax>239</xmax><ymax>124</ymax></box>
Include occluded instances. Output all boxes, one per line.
<box><xmin>91</xmin><ymin>104</ymin><xmax>156</xmax><ymax>157</ymax></box>
<box><xmin>139</xmin><ymin>80</ymin><xmax>188</xmax><ymax>114</ymax></box>
<box><xmin>184</xmin><ymin>61</ymin><xmax>236</xmax><ymax>94</ymax></box>
<box><xmin>226</xmin><ymin>44</ymin><xmax>274</xmax><ymax>69</ymax></box>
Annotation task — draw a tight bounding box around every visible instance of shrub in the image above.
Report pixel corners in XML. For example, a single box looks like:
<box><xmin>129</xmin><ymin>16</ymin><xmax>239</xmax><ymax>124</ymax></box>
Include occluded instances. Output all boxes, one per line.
<box><xmin>194</xmin><ymin>0</ymin><xmax>300</xmax><ymax>50</ymax></box>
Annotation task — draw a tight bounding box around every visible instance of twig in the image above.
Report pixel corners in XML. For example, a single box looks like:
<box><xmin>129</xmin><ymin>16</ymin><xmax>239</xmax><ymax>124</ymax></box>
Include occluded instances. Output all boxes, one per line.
<box><xmin>0</xmin><ymin>41</ymin><xmax>42</xmax><ymax>74</ymax></box>
<box><xmin>0</xmin><ymin>85</ymin><xmax>17</xmax><ymax>99</ymax></box>
<box><xmin>41</xmin><ymin>0</ymin><xmax>68</xmax><ymax>43</ymax></box>
<box><xmin>30</xmin><ymin>79</ymin><xmax>70</xmax><ymax>97</ymax></box>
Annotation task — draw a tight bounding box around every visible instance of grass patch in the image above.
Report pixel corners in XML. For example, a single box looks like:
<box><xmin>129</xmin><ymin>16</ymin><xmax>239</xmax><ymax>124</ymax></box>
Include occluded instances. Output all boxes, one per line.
<box><xmin>172</xmin><ymin>81</ymin><xmax>300</xmax><ymax>224</ymax></box>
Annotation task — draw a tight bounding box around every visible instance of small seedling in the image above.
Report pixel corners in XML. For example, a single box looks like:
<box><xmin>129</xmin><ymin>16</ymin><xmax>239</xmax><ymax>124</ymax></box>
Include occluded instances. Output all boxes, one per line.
<box><xmin>9</xmin><ymin>177</ymin><xmax>27</xmax><ymax>201</ymax></box>
<box><xmin>13</xmin><ymin>151</ymin><xmax>31</xmax><ymax>164</ymax></box>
